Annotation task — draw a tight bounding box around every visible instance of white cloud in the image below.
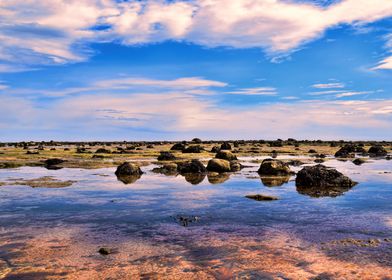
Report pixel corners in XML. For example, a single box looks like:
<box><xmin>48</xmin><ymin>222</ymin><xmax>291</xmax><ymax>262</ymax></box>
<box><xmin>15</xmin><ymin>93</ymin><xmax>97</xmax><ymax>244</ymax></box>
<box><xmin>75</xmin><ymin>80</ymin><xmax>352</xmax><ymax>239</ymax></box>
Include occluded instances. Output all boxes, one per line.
<box><xmin>373</xmin><ymin>56</ymin><xmax>392</xmax><ymax>70</ymax></box>
<box><xmin>335</xmin><ymin>91</ymin><xmax>372</xmax><ymax>98</ymax></box>
<box><xmin>312</xmin><ymin>82</ymin><xmax>345</xmax><ymax>89</ymax></box>
<box><xmin>226</xmin><ymin>87</ymin><xmax>277</xmax><ymax>96</ymax></box>
<box><xmin>1</xmin><ymin>0</ymin><xmax>392</xmax><ymax>69</ymax></box>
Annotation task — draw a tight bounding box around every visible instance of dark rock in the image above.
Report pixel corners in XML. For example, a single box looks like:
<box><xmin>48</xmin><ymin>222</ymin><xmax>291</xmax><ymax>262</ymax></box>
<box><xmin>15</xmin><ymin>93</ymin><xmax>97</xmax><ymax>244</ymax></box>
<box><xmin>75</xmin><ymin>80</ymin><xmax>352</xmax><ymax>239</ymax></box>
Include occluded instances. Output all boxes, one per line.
<box><xmin>170</xmin><ymin>143</ymin><xmax>186</xmax><ymax>151</ymax></box>
<box><xmin>157</xmin><ymin>151</ymin><xmax>176</xmax><ymax>161</ymax></box>
<box><xmin>206</xmin><ymin>159</ymin><xmax>231</xmax><ymax>173</ymax></box>
<box><xmin>295</xmin><ymin>165</ymin><xmax>357</xmax><ymax>197</ymax></box>
<box><xmin>192</xmin><ymin>138</ymin><xmax>202</xmax><ymax>144</ymax></box>
<box><xmin>335</xmin><ymin>144</ymin><xmax>365</xmax><ymax>158</ymax></box>
<box><xmin>115</xmin><ymin>162</ymin><xmax>143</xmax><ymax>176</ymax></box>
<box><xmin>258</xmin><ymin>159</ymin><xmax>292</xmax><ymax>176</ymax></box>
<box><xmin>182</xmin><ymin>145</ymin><xmax>203</xmax><ymax>153</ymax></box>
<box><xmin>44</xmin><ymin>158</ymin><xmax>65</xmax><ymax>170</ymax></box>
<box><xmin>308</xmin><ymin>149</ymin><xmax>317</xmax><ymax>153</ymax></box>
<box><xmin>210</xmin><ymin>146</ymin><xmax>221</xmax><ymax>153</ymax></box>
<box><xmin>92</xmin><ymin>154</ymin><xmax>105</xmax><ymax>159</ymax></box>
<box><xmin>353</xmin><ymin>158</ymin><xmax>366</xmax><ymax>165</ymax></box>
<box><xmin>220</xmin><ymin>142</ymin><xmax>232</xmax><ymax>150</ymax></box>
<box><xmin>215</xmin><ymin>150</ymin><xmax>237</xmax><ymax>161</ymax></box>
<box><xmin>314</xmin><ymin>159</ymin><xmax>324</xmax><ymax>163</ymax></box>
<box><xmin>229</xmin><ymin>161</ymin><xmax>243</xmax><ymax>172</ymax></box>
<box><xmin>288</xmin><ymin>160</ymin><xmax>304</xmax><ymax>166</ymax></box>
<box><xmin>177</xmin><ymin>159</ymin><xmax>206</xmax><ymax>174</ymax></box>
<box><xmin>98</xmin><ymin>247</ymin><xmax>112</xmax><ymax>255</ymax></box>
<box><xmin>26</xmin><ymin>150</ymin><xmax>39</xmax><ymax>155</ymax></box>
<box><xmin>96</xmin><ymin>148</ymin><xmax>111</xmax><ymax>154</ymax></box>
<box><xmin>172</xmin><ymin>215</ymin><xmax>200</xmax><ymax>227</ymax></box>
<box><xmin>245</xmin><ymin>194</ymin><xmax>278</xmax><ymax>201</ymax></box>
<box><xmin>368</xmin><ymin>145</ymin><xmax>387</xmax><ymax>157</ymax></box>
<box><xmin>146</xmin><ymin>144</ymin><xmax>154</xmax><ymax>149</ymax></box>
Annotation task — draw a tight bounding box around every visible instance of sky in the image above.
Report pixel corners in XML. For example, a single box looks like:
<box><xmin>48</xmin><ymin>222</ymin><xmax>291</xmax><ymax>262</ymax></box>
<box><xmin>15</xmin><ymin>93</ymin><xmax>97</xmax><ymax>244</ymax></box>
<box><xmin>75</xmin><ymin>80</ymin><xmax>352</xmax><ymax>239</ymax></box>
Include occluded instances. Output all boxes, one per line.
<box><xmin>0</xmin><ymin>0</ymin><xmax>392</xmax><ymax>141</ymax></box>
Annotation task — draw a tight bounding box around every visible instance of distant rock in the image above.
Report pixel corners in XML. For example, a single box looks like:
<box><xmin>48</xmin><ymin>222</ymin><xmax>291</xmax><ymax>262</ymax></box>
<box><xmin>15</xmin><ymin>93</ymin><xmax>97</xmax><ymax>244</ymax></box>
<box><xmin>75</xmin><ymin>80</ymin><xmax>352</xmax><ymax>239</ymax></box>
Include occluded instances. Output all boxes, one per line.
<box><xmin>295</xmin><ymin>164</ymin><xmax>357</xmax><ymax>197</ymax></box>
<box><xmin>335</xmin><ymin>144</ymin><xmax>365</xmax><ymax>158</ymax></box>
<box><xmin>95</xmin><ymin>148</ymin><xmax>111</xmax><ymax>154</ymax></box>
<box><xmin>44</xmin><ymin>158</ymin><xmax>65</xmax><ymax>170</ymax></box>
<box><xmin>206</xmin><ymin>159</ymin><xmax>231</xmax><ymax>173</ymax></box>
<box><xmin>182</xmin><ymin>145</ymin><xmax>203</xmax><ymax>153</ymax></box>
<box><xmin>170</xmin><ymin>143</ymin><xmax>186</xmax><ymax>151</ymax></box>
<box><xmin>257</xmin><ymin>159</ymin><xmax>292</xmax><ymax>176</ymax></box>
<box><xmin>220</xmin><ymin>142</ymin><xmax>232</xmax><ymax>150</ymax></box>
<box><xmin>192</xmin><ymin>138</ymin><xmax>202</xmax><ymax>144</ymax></box>
<box><xmin>215</xmin><ymin>150</ymin><xmax>237</xmax><ymax>161</ymax></box>
<box><xmin>210</xmin><ymin>146</ymin><xmax>221</xmax><ymax>153</ymax></box>
<box><xmin>157</xmin><ymin>151</ymin><xmax>176</xmax><ymax>161</ymax></box>
<box><xmin>98</xmin><ymin>247</ymin><xmax>112</xmax><ymax>255</ymax></box>
<box><xmin>152</xmin><ymin>163</ymin><xmax>178</xmax><ymax>176</ymax></box>
<box><xmin>368</xmin><ymin>145</ymin><xmax>387</xmax><ymax>157</ymax></box>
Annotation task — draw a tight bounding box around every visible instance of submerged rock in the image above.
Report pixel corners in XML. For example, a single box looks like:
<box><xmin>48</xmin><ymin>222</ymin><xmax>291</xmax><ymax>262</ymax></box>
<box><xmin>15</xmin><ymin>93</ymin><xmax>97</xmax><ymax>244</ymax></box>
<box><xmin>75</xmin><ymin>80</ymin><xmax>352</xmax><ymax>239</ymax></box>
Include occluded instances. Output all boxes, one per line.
<box><xmin>368</xmin><ymin>145</ymin><xmax>387</xmax><ymax>157</ymax></box>
<box><xmin>295</xmin><ymin>164</ymin><xmax>357</xmax><ymax>197</ymax></box>
<box><xmin>152</xmin><ymin>163</ymin><xmax>178</xmax><ymax>176</ymax></box>
<box><xmin>352</xmin><ymin>158</ymin><xmax>366</xmax><ymax>165</ymax></box>
<box><xmin>257</xmin><ymin>159</ymin><xmax>292</xmax><ymax>176</ymax></box>
<box><xmin>245</xmin><ymin>194</ymin><xmax>279</xmax><ymax>201</ymax></box>
<box><xmin>206</xmin><ymin>159</ymin><xmax>231</xmax><ymax>173</ymax></box>
<box><xmin>177</xmin><ymin>159</ymin><xmax>206</xmax><ymax>174</ymax></box>
<box><xmin>215</xmin><ymin>150</ymin><xmax>237</xmax><ymax>161</ymax></box>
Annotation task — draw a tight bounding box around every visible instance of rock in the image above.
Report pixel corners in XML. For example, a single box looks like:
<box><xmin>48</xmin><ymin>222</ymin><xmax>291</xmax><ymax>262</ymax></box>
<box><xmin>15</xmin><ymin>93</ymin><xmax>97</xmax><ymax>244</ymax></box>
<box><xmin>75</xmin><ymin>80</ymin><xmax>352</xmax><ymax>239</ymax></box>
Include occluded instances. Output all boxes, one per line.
<box><xmin>192</xmin><ymin>138</ymin><xmax>202</xmax><ymax>144</ymax></box>
<box><xmin>215</xmin><ymin>150</ymin><xmax>237</xmax><ymax>161</ymax></box>
<box><xmin>308</xmin><ymin>149</ymin><xmax>317</xmax><ymax>153</ymax></box>
<box><xmin>257</xmin><ymin>159</ymin><xmax>292</xmax><ymax>176</ymax></box>
<box><xmin>386</xmin><ymin>155</ymin><xmax>391</xmax><ymax>160</ymax></box>
<box><xmin>245</xmin><ymin>194</ymin><xmax>278</xmax><ymax>201</ymax></box>
<box><xmin>352</xmin><ymin>158</ymin><xmax>366</xmax><ymax>165</ymax></box>
<box><xmin>172</xmin><ymin>215</ymin><xmax>200</xmax><ymax>227</ymax></box>
<box><xmin>207</xmin><ymin>173</ymin><xmax>230</xmax><ymax>184</ymax></box>
<box><xmin>314</xmin><ymin>159</ymin><xmax>324</xmax><ymax>163</ymax></box>
<box><xmin>288</xmin><ymin>160</ymin><xmax>304</xmax><ymax>166</ymax></box>
<box><xmin>115</xmin><ymin>162</ymin><xmax>143</xmax><ymax>176</ymax></box>
<box><xmin>96</xmin><ymin>148</ymin><xmax>111</xmax><ymax>154</ymax></box>
<box><xmin>152</xmin><ymin>163</ymin><xmax>178</xmax><ymax>176</ymax></box>
<box><xmin>335</xmin><ymin>144</ymin><xmax>365</xmax><ymax>158</ymax></box>
<box><xmin>260</xmin><ymin>175</ymin><xmax>290</xmax><ymax>187</ymax></box>
<box><xmin>230</xmin><ymin>161</ymin><xmax>243</xmax><ymax>172</ymax></box>
<box><xmin>182</xmin><ymin>145</ymin><xmax>203</xmax><ymax>153</ymax></box>
<box><xmin>368</xmin><ymin>145</ymin><xmax>387</xmax><ymax>157</ymax></box>
<box><xmin>295</xmin><ymin>164</ymin><xmax>357</xmax><ymax>197</ymax></box>
<box><xmin>210</xmin><ymin>146</ymin><xmax>221</xmax><ymax>153</ymax></box>
<box><xmin>44</xmin><ymin>158</ymin><xmax>65</xmax><ymax>170</ymax></box>
<box><xmin>177</xmin><ymin>159</ymin><xmax>206</xmax><ymax>174</ymax></box>
<box><xmin>206</xmin><ymin>159</ymin><xmax>231</xmax><ymax>173</ymax></box>
<box><xmin>220</xmin><ymin>142</ymin><xmax>232</xmax><ymax>150</ymax></box>
<box><xmin>92</xmin><ymin>154</ymin><xmax>105</xmax><ymax>159</ymax></box>
<box><xmin>98</xmin><ymin>247</ymin><xmax>112</xmax><ymax>255</ymax></box>
<box><xmin>170</xmin><ymin>143</ymin><xmax>186</xmax><ymax>151</ymax></box>
<box><xmin>157</xmin><ymin>151</ymin><xmax>176</xmax><ymax>161</ymax></box>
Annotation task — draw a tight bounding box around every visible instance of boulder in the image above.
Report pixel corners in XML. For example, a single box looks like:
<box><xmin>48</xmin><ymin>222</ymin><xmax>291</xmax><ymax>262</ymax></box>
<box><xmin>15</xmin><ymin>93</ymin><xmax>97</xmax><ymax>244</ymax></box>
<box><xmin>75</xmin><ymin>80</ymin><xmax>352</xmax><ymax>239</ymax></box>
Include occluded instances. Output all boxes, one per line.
<box><xmin>368</xmin><ymin>145</ymin><xmax>387</xmax><ymax>157</ymax></box>
<box><xmin>257</xmin><ymin>159</ymin><xmax>291</xmax><ymax>176</ymax></box>
<box><xmin>170</xmin><ymin>143</ymin><xmax>186</xmax><ymax>151</ymax></box>
<box><xmin>115</xmin><ymin>162</ymin><xmax>143</xmax><ymax>176</ymax></box>
<box><xmin>44</xmin><ymin>158</ymin><xmax>65</xmax><ymax>170</ymax></box>
<box><xmin>215</xmin><ymin>150</ymin><xmax>237</xmax><ymax>161</ymax></box>
<box><xmin>229</xmin><ymin>161</ymin><xmax>243</xmax><ymax>172</ymax></box>
<box><xmin>95</xmin><ymin>148</ymin><xmax>111</xmax><ymax>154</ymax></box>
<box><xmin>352</xmin><ymin>158</ymin><xmax>366</xmax><ymax>165</ymax></box>
<box><xmin>206</xmin><ymin>159</ymin><xmax>231</xmax><ymax>173</ymax></box>
<box><xmin>335</xmin><ymin>144</ymin><xmax>365</xmax><ymax>158</ymax></box>
<box><xmin>192</xmin><ymin>138</ymin><xmax>202</xmax><ymax>144</ymax></box>
<box><xmin>177</xmin><ymin>159</ymin><xmax>206</xmax><ymax>174</ymax></box>
<box><xmin>295</xmin><ymin>164</ymin><xmax>357</xmax><ymax>197</ymax></box>
<box><xmin>182</xmin><ymin>145</ymin><xmax>203</xmax><ymax>153</ymax></box>
<box><xmin>157</xmin><ymin>151</ymin><xmax>176</xmax><ymax>161</ymax></box>
<box><xmin>220</xmin><ymin>142</ymin><xmax>232</xmax><ymax>150</ymax></box>
<box><xmin>210</xmin><ymin>146</ymin><xmax>221</xmax><ymax>153</ymax></box>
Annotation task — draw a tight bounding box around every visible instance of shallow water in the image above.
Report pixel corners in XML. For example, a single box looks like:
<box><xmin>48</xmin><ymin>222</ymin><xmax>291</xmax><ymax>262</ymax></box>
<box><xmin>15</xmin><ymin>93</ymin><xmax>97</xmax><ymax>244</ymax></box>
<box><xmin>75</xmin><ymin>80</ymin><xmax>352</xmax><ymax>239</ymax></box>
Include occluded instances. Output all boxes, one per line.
<box><xmin>0</xmin><ymin>157</ymin><xmax>391</xmax><ymax>279</ymax></box>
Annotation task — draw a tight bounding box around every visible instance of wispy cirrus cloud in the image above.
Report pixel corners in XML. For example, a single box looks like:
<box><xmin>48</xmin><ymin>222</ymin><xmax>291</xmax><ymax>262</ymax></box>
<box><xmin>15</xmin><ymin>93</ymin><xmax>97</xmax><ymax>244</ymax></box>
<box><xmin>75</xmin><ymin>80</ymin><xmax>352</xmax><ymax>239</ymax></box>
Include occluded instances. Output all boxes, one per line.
<box><xmin>1</xmin><ymin>0</ymin><xmax>392</xmax><ymax>69</ymax></box>
<box><xmin>311</xmin><ymin>82</ymin><xmax>345</xmax><ymax>89</ymax></box>
<box><xmin>225</xmin><ymin>87</ymin><xmax>277</xmax><ymax>96</ymax></box>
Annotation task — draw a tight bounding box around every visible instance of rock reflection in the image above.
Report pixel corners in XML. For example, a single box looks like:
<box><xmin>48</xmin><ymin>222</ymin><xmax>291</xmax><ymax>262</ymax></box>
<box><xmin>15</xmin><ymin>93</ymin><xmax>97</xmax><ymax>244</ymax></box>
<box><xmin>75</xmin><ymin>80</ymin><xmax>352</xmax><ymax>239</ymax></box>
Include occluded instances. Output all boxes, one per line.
<box><xmin>296</xmin><ymin>185</ymin><xmax>354</xmax><ymax>198</ymax></box>
<box><xmin>207</xmin><ymin>173</ymin><xmax>231</xmax><ymax>184</ymax></box>
<box><xmin>116</xmin><ymin>174</ymin><xmax>142</xmax><ymax>184</ymax></box>
<box><xmin>260</xmin><ymin>176</ymin><xmax>290</xmax><ymax>187</ymax></box>
<box><xmin>183</xmin><ymin>173</ymin><xmax>206</xmax><ymax>185</ymax></box>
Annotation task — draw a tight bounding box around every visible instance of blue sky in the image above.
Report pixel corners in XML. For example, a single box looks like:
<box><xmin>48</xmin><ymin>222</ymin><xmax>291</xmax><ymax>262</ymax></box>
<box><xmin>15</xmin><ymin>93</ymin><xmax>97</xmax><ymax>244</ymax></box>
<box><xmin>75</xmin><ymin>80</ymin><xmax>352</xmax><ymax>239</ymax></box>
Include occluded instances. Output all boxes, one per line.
<box><xmin>0</xmin><ymin>0</ymin><xmax>391</xmax><ymax>141</ymax></box>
